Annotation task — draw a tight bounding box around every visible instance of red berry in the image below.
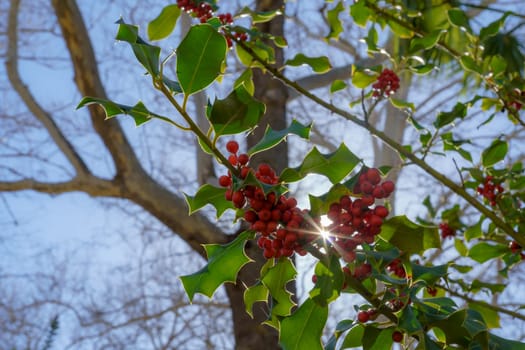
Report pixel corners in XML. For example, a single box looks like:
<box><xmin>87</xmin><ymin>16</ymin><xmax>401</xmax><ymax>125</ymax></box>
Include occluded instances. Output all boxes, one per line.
<box><xmin>366</xmin><ymin>168</ymin><xmax>381</xmax><ymax>185</ymax></box>
<box><xmin>392</xmin><ymin>331</ymin><xmax>403</xmax><ymax>343</ymax></box>
<box><xmin>218</xmin><ymin>175</ymin><xmax>231</xmax><ymax>187</ymax></box>
<box><xmin>232</xmin><ymin>191</ymin><xmax>245</xmax><ymax>208</ymax></box>
<box><xmin>228</xmin><ymin>154</ymin><xmax>238</xmax><ymax>166</ymax></box>
<box><xmin>244</xmin><ymin>210</ymin><xmax>257</xmax><ymax>223</ymax></box>
<box><xmin>238</xmin><ymin>153</ymin><xmax>249</xmax><ymax>165</ymax></box>
<box><xmin>374</xmin><ymin>205</ymin><xmax>389</xmax><ymax>218</ymax></box>
<box><xmin>226</xmin><ymin>140</ymin><xmax>239</xmax><ymax>154</ymax></box>
<box><xmin>381</xmin><ymin>180</ymin><xmax>395</xmax><ymax>194</ymax></box>
<box><xmin>357</xmin><ymin>311</ymin><xmax>370</xmax><ymax>323</ymax></box>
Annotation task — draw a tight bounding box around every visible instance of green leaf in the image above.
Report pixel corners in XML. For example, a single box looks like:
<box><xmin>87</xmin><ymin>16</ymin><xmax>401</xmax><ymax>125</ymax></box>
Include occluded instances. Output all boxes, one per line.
<box><xmin>330</xmin><ymin>80</ymin><xmax>347</xmax><ymax>93</ymax></box>
<box><xmin>480</xmin><ymin>13</ymin><xmax>509</xmax><ymax>41</ymax></box>
<box><xmin>209</xmin><ymin>85</ymin><xmax>265</xmax><ymax>137</ymax></box>
<box><xmin>262</xmin><ymin>258</ymin><xmax>297</xmax><ymax>317</ymax></box>
<box><xmin>410</xmin><ymin>30</ymin><xmax>444</xmax><ymax>51</ymax></box>
<box><xmin>77</xmin><ymin>97</ymin><xmax>164</xmax><ymax>126</ymax></box>
<box><xmin>390</xmin><ymin>98</ymin><xmax>415</xmax><ymax>112</ymax></box>
<box><xmin>455</xmin><ymin>238</ymin><xmax>468</xmax><ymax>256</ymax></box>
<box><xmin>362</xmin><ymin>326</ymin><xmax>394</xmax><ymax>350</ymax></box>
<box><xmin>285</xmin><ymin>54</ymin><xmax>332</xmax><ymax>74</ymax></box>
<box><xmin>468</xmin><ymin>242</ymin><xmax>508</xmax><ymax>263</ymax></box>
<box><xmin>309</xmin><ymin>184</ymin><xmax>352</xmax><ymax>218</ymax></box>
<box><xmin>177</xmin><ymin>24</ymin><xmax>227</xmax><ymax>95</ymax></box>
<box><xmin>352</xmin><ymin>66</ymin><xmax>378</xmax><ymax>88</ymax></box>
<box><xmin>244</xmin><ymin>282</ymin><xmax>269</xmax><ymax>318</ymax></box>
<box><xmin>234</xmin><ymin>69</ymin><xmax>255</xmax><ymax>95</ymax></box>
<box><xmin>310</xmin><ymin>256</ymin><xmax>343</xmax><ymax>306</ymax></box>
<box><xmin>464</xmin><ymin>218</ymin><xmax>483</xmax><ymax>241</ymax></box>
<box><xmin>147</xmin><ymin>5</ymin><xmax>181</xmax><ymax>41</ymax></box>
<box><xmin>116</xmin><ymin>19</ymin><xmax>161</xmax><ymax>77</ymax></box>
<box><xmin>448</xmin><ymin>8</ymin><xmax>471</xmax><ymax>32</ymax></box>
<box><xmin>481</xmin><ymin>139</ymin><xmax>508</xmax><ymax>168</ymax></box>
<box><xmin>235</xmin><ymin>40</ymin><xmax>275</xmax><ymax>68</ymax></box>
<box><xmin>412</xmin><ymin>264</ymin><xmax>448</xmax><ymax>285</ymax></box>
<box><xmin>326</xmin><ymin>1</ymin><xmax>345</xmax><ymax>39</ymax></box>
<box><xmin>434</xmin><ymin>103</ymin><xmax>467</xmax><ymax>128</ymax></box>
<box><xmin>280</xmin><ymin>144</ymin><xmax>361</xmax><ymax>184</ymax></box>
<box><xmin>248</xmin><ymin>120</ymin><xmax>312</xmax><ymax>156</ymax></box>
<box><xmin>238</xmin><ymin>6</ymin><xmax>282</xmax><ymax>24</ymax></box>
<box><xmin>180</xmin><ymin>231</ymin><xmax>254</xmax><ymax>302</ymax></box>
<box><xmin>469</xmin><ymin>302</ymin><xmax>500</xmax><ymax>329</ymax></box>
<box><xmin>460</xmin><ymin>56</ymin><xmax>481</xmax><ymax>73</ymax></box>
<box><xmin>183</xmin><ymin>184</ymin><xmax>234</xmax><ymax>218</ymax></box>
<box><xmin>350</xmin><ymin>0</ymin><xmax>372</xmax><ymax>27</ymax></box>
<box><xmin>280</xmin><ymin>299</ymin><xmax>328</xmax><ymax>350</ymax></box>
<box><xmin>489</xmin><ymin>334</ymin><xmax>525</xmax><ymax>349</ymax></box>
<box><xmin>399</xmin><ymin>306</ymin><xmax>423</xmax><ymax>333</ymax></box>
<box><xmin>379</xmin><ymin>216</ymin><xmax>440</xmax><ymax>255</ymax></box>
<box><xmin>388</xmin><ymin>20</ymin><xmax>414</xmax><ymax>38</ymax></box>
<box><xmin>341</xmin><ymin>324</ymin><xmax>365</xmax><ymax>348</ymax></box>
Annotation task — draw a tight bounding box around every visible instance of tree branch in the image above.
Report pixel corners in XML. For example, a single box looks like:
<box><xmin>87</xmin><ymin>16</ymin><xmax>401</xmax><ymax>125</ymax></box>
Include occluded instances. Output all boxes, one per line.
<box><xmin>5</xmin><ymin>0</ymin><xmax>90</xmax><ymax>177</ymax></box>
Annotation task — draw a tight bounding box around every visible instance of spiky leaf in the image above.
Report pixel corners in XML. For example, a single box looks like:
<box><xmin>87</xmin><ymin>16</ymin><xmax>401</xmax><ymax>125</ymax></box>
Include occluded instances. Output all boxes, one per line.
<box><xmin>180</xmin><ymin>231</ymin><xmax>254</xmax><ymax>302</ymax></box>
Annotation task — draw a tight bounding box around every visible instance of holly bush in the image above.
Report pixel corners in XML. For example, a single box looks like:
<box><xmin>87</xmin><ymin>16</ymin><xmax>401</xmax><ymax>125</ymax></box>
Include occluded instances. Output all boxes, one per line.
<box><xmin>78</xmin><ymin>1</ymin><xmax>525</xmax><ymax>349</ymax></box>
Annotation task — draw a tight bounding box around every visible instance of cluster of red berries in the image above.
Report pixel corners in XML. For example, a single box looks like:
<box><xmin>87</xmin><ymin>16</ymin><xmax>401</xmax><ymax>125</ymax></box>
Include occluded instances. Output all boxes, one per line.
<box><xmin>176</xmin><ymin>0</ymin><xmax>214</xmax><ymax>23</ymax></box>
<box><xmin>386</xmin><ymin>258</ymin><xmax>406</xmax><ymax>278</ymax></box>
<box><xmin>219</xmin><ymin>141</ymin><xmax>315</xmax><ymax>259</ymax></box>
<box><xmin>477</xmin><ymin>176</ymin><xmax>504</xmax><ymax>206</ymax></box>
<box><xmin>176</xmin><ymin>1</ymin><xmax>248</xmax><ymax>48</ymax></box>
<box><xmin>372</xmin><ymin>68</ymin><xmax>400</xmax><ymax>98</ymax></box>
<box><xmin>439</xmin><ymin>222</ymin><xmax>456</xmax><ymax>239</ymax></box>
<box><xmin>324</xmin><ymin>168</ymin><xmax>394</xmax><ymax>262</ymax></box>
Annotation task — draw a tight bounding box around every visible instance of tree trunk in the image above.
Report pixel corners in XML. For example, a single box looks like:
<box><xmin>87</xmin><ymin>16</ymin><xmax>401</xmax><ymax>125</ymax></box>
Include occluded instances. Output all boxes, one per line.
<box><xmin>226</xmin><ymin>1</ymin><xmax>288</xmax><ymax>349</ymax></box>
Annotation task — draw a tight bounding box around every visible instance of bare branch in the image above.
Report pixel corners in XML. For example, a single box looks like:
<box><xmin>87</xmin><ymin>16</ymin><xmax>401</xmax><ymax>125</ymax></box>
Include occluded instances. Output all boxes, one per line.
<box><xmin>5</xmin><ymin>0</ymin><xmax>90</xmax><ymax>177</ymax></box>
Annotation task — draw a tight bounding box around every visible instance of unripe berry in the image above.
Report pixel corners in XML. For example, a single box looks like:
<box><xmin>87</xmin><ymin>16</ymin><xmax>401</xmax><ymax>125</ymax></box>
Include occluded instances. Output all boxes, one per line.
<box><xmin>226</xmin><ymin>140</ymin><xmax>239</xmax><ymax>154</ymax></box>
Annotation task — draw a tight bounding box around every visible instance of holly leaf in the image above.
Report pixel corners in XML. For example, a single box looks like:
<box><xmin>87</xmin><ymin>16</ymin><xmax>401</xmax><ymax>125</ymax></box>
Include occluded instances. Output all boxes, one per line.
<box><xmin>326</xmin><ymin>1</ymin><xmax>345</xmax><ymax>39</ymax></box>
<box><xmin>183</xmin><ymin>184</ymin><xmax>234</xmax><ymax>218</ymax></box>
<box><xmin>262</xmin><ymin>258</ymin><xmax>297</xmax><ymax>317</ymax></box>
<box><xmin>280</xmin><ymin>299</ymin><xmax>328</xmax><ymax>350</ymax></box>
<box><xmin>280</xmin><ymin>144</ymin><xmax>361</xmax><ymax>184</ymax></box>
<box><xmin>362</xmin><ymin>326</ymin><xmax>394</xmax><ymax>350</ymax></box>
<box><xmin>76</xmin><ymin>97</ymin><xmax>166</xmax><ymax>126</ymax></box>
<box><xmin>177</xmin><ymin>24</ymin><xmax>227</xmax><ymax>95</ymax></box>
<box><xmin>180</xmin><ymin>231</ymin><xmax>254</xmax><ymax>302</ymax></box>
<box><xmin>116</xmin><ymin>19</ymin><xmax>161</xmax><ymax>77</ymax></box>
<box><xmin>237</xmin><ymin>7</ymin><xmax>282</xmax><ymax>24</ymax></box>
<box><xmin>379</xmin><ymin>216</ymin><xmax>440</xmax><ymax>255</ymax></box>
<box><xmin>481</xmin><ymin>139</ymin><xmax>508</xmax><ymax>168</ymax></box>
<box><xmin>244</xmin><ymin>282</ymin><xmax>269</xmax><ymax>318</ymax></box>
<box><xmin>285</xmin><ymin>54</ymin><xmax>332</xmax><ymax>74</ymax></box>
<box><xmin>147</xmin><ymin>5</ymin><xmax>181</xmax><ymax>41</ymax></box>
<box><xmin>209</xmin><ymin>85</ymin><xmax>265</xmax><ymax>137</ymax></box>
<box><xmin>309</xmin><ymin>256</ymin><xmax>343</xmax><ymax>306</ymax></box>
<box><xmin>248</xmin><ymin>120</ymin><xmax>311</xmax><ymax>156</ymax></box>
<box><xmin>468</xmin><ymin>242</ymin><xmax>508</xmax><ymax>263</ymax></box>
<box><xmin>341</xmin><ymin>324</ymin><xmax>365</xmax><ymax>349</ymax></box>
